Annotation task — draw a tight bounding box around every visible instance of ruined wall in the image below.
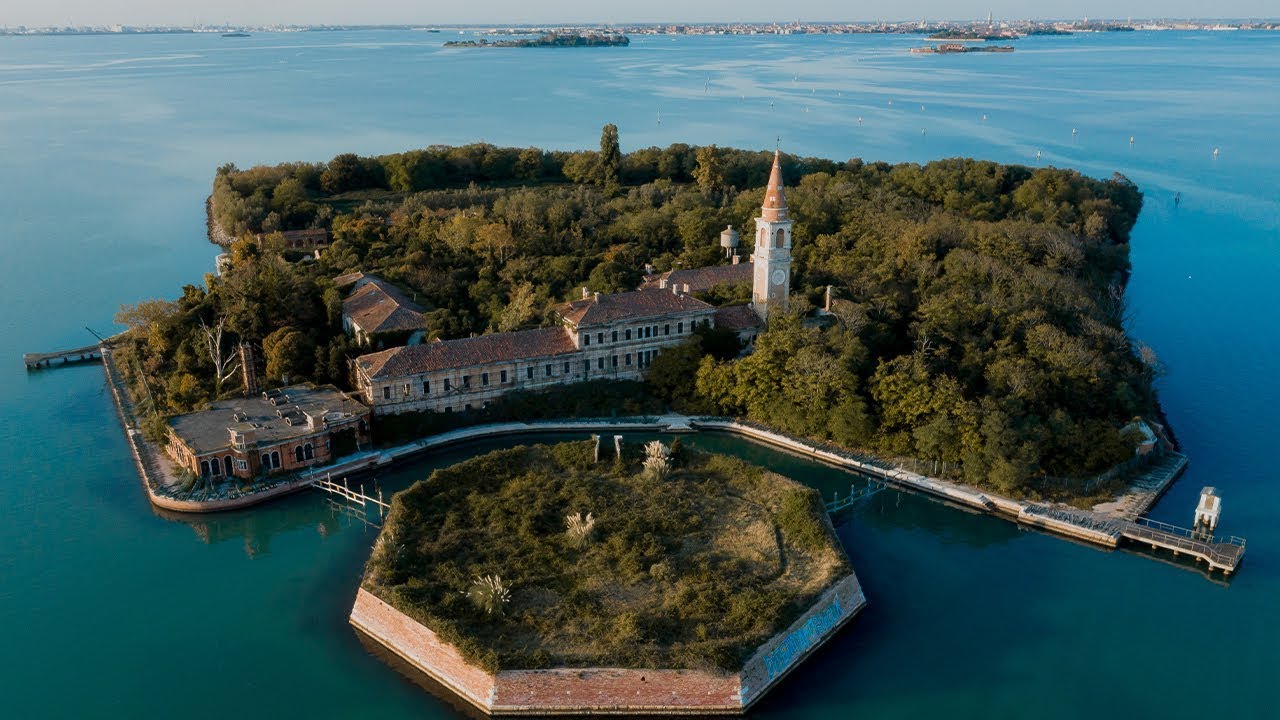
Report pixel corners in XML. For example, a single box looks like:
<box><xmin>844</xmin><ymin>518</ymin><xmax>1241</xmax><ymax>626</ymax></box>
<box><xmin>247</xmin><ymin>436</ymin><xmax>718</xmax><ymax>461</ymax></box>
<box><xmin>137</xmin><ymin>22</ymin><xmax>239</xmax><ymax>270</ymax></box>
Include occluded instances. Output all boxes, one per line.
<box><xmin>493</xmin><ymin>668</ymin><xmax>740</xmax><ymax>715</ymax></box>
<box><xmin>351</xmin><ymin>571</ymin><xmax>867</xmax><ymax>715</ymax></box>
<box><xmin>349</xmin><ymin>588</ymin><xmax>497</xmax><ymax>712</ymax></box>
<box><xmin>738</xmin><ymin>572</ymin><xmax>866</xmax><ymax>708</ymax></box>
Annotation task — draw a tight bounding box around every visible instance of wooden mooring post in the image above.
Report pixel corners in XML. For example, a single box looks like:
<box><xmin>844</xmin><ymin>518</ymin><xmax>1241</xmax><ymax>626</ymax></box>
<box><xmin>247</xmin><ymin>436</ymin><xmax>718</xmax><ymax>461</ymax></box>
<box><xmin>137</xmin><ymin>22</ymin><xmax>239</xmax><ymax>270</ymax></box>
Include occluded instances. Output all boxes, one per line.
<box><xmin>311</xmin><ymin>475</ymin><xmax>391</xmax><ymax>528</ymax></box>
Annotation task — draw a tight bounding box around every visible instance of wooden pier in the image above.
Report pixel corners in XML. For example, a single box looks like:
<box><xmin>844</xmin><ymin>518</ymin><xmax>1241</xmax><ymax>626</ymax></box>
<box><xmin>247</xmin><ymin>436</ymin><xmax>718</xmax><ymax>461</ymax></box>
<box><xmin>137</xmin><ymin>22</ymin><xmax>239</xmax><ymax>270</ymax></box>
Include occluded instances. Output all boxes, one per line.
<box><xmin>23</xmin><ymin>343</ymin><xmax>105</xmax><ymax>370</ymax></box>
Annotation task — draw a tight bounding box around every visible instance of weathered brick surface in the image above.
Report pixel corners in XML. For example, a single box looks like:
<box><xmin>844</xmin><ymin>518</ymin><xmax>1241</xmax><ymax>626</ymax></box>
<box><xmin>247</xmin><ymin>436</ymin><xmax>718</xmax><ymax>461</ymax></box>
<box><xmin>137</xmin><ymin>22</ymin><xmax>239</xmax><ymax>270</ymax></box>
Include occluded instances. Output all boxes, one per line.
<box><xmin>350</xmin><ymin>589</ymin><xmax>497</xmax><ymax>712</ymax></box>
<box><xmin>493</xmin><ymin>668</ymin><xmax>740</xmax><ymax>714</ymax></box>
<box><xmin>738</xmin><ymin>573</ymin><xmax>866</xmax><ymax>708</ymax></box>
<box><xmin>352</xmin><ymin>571</ymin><xmax>867</xmax><ymax>715</ymax></box>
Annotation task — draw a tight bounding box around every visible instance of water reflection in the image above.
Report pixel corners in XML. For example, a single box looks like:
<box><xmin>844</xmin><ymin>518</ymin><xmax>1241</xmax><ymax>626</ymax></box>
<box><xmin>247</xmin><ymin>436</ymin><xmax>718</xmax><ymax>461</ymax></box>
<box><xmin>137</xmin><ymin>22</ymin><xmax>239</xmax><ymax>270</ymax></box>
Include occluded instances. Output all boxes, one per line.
<box><xmin>145</xmin><ymin>429</ymin><xmax>1033</xmax><ymax>563</ymax></box>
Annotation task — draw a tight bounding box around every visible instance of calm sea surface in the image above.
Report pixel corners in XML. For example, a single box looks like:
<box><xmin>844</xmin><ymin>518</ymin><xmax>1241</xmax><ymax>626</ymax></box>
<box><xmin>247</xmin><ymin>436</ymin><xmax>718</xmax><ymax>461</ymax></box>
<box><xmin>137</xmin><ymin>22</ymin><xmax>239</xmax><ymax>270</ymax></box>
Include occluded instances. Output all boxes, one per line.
<box><xmin>1</xmin><ymin>30</ymin><xmax>1277</xmax><ymax>719</ymax></box>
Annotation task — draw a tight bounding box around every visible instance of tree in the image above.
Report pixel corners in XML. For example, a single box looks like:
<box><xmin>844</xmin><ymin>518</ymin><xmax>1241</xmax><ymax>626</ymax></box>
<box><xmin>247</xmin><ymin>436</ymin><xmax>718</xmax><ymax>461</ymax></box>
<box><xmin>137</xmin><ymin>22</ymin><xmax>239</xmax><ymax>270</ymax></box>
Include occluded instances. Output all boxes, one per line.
<box><xmin>597</xmin><ymin>123</ymin><xmax>621</xmax><ymax>194</ymax></box>
<box><xmin>515</xmin><ymin>148</ymin><xmax>545</xmax><ymax>181</ymax></box>
<box><xmin>320</xmin><ymin>153</ymin><xmax>370</xmax><ymax>195</ymax></box>
<box><xmin>199</xmin><ymin>317</ymin><xmax>242</xmax><ymax>398</ymax></box>
<box><xmin>116</xmin><ymin>299</ymin><xmax>180</xmax><ymax>355</ymax></box>
<box><xmin>263</xmin><ymin>326</ymin><xmax>314</xmax><ymax>384</ymax></box>
<box><xmin>497</xmin><ymin>283</ymin><xmax>538</xmax><ymax>332</ymax></box>
<box><xmin>694</xmin><ymin>144</ymin><xmax>725</xmax><ymax>196</ymax></box>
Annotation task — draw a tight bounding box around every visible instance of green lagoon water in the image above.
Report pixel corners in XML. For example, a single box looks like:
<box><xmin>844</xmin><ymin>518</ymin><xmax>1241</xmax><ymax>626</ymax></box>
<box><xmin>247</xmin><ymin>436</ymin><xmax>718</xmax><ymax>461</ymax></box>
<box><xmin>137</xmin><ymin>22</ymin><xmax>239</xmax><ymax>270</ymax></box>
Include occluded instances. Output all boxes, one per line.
<box><xmin>1</xmin><ymin>30</ymin><xmax>1277</xmax><ymax>718</ymax></box>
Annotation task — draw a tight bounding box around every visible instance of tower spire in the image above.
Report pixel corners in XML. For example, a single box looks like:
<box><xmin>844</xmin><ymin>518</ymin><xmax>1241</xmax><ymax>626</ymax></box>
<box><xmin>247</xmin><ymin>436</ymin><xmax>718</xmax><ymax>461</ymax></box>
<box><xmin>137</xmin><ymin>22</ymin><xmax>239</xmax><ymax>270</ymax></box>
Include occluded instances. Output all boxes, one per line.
<box><xmin>751</xmin><ymin>149</ymin><xmax>793</xmax><ymax>321</ymax></box>
<box><xmin>761</xmin><ymin>149</ymin><xmax>787</xmax><ymax>222</ymax></box>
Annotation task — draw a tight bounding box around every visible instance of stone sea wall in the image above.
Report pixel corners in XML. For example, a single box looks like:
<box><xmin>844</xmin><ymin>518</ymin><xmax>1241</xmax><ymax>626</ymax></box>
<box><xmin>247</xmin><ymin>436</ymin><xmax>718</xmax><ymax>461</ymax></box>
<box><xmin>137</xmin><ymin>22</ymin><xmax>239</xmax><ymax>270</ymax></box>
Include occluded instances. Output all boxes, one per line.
<box><xmin>350</xmin><ymin>568</ymin><xmax>866</xmax><ymax>715</ymax></box>
<box><xmin>738</xmin><ymin>572</ymin><xmax>866</xmax><ymax>707</ymax></box>
<box><xmin>350</xmin><ymin>589</ymin><xmax>498</xmax><ymax>712</ymax></box>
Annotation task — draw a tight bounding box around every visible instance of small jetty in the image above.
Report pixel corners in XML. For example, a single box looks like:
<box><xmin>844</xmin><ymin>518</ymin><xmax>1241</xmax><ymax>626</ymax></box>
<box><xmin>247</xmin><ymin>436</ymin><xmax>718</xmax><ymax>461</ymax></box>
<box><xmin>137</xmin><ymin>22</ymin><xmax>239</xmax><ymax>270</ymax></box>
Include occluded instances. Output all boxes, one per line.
<box><xmin>24</xmin><ymin>342</ymin><xmax>106</xmax><ymax>370</ymax></box>
<box><xmin>1021</xmin><ymin>504</ymin><xmax>1245</xmax><ymax>574</ymax></box>
<box><xmin>24</xmin><ymin>329</ymin><xmax>126</xmax><ymax>371</ymax></box>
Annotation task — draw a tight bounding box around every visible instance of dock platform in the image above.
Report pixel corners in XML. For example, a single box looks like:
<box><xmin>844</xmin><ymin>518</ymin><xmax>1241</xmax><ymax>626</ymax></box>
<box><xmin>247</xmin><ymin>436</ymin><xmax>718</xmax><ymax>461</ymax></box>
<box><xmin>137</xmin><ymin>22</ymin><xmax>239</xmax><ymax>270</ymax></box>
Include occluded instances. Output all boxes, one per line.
<box><xmin>24</xmin><ymin>343</ymin><xmax>104</xmax><ymax>370</ymax></box>
<box><xmin>1118</xmin><ymin>516</ymin><xmax>1246</xmax><ymax>573</ymax></box>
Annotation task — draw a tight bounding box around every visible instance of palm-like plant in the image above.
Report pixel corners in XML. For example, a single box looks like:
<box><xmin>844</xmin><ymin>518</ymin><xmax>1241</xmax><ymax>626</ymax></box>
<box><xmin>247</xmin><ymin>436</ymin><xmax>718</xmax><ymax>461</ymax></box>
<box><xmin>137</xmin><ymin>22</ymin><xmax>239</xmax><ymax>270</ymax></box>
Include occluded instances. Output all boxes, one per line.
<box><xmin>466</xmin><ymin>574</ymin><xmax>511</xmax><ymax>615</ymax></box>
<box><xmin>643</xmin><ymin>440</ymin><xmax>672</xmax><ymax>480</ymax></box>
<box><xmin>565</xmin><ymin>511</ymin><xmax>597</xmax><ymax>546</ymax></box>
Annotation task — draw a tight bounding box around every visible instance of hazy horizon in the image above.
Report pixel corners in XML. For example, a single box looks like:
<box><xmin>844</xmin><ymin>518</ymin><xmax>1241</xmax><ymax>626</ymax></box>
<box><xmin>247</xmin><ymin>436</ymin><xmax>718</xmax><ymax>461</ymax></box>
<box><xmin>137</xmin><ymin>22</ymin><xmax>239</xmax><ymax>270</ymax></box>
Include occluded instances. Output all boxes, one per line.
<box><xmin>4</xmin><ymin>1</ymin><xmax>1278</xmax><ymax>27</ymax></box>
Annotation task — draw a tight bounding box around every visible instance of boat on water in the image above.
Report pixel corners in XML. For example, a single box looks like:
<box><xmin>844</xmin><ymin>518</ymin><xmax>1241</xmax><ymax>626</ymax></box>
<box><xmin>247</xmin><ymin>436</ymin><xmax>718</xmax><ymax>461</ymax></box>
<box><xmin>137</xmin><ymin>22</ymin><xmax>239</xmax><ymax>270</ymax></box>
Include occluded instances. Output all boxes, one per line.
<box><xmin>222</xmin><ymin>32</ymin><xmax>250</xmax><ymax>38</ymax></box>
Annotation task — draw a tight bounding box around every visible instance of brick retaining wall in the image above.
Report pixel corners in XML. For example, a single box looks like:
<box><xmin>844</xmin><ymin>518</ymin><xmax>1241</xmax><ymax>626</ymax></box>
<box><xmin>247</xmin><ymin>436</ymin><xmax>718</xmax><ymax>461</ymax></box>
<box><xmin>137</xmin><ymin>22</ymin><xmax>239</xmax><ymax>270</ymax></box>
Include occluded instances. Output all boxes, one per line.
<box><xmin>351</xmin><ymin>589</ymin><xmax>497</xmax><ymax>712</ymax></box>
<box><xmin>350</xmin><ymin>568</ymin><xmax>866</xmax><ymax>715</ymax></box>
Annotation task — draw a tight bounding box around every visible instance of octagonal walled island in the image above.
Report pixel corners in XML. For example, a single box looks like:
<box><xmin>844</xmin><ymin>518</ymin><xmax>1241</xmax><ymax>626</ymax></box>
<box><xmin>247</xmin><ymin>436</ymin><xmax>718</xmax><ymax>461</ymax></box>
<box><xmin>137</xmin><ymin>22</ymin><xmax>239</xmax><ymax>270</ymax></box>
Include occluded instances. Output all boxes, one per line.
<box><xmin>350</xmin><ymin>440</ymin><xmax>866</xmax><ymax>715</ymax></box>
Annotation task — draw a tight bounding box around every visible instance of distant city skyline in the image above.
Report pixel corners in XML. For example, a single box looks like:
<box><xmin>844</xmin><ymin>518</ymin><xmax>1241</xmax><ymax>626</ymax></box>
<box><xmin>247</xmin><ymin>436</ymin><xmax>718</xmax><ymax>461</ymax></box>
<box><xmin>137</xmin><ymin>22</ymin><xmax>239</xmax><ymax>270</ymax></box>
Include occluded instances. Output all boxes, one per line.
<box><xmin>3</xmin><ymin>1</ymin><xmax>1277</xmax><ymax>27</ymax></box>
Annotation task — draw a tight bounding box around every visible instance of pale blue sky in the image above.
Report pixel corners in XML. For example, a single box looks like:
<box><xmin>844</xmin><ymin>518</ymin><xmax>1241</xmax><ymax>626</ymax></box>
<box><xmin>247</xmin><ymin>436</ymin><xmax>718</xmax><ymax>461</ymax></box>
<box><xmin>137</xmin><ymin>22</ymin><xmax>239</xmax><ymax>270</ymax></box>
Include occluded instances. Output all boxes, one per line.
<box><xmin>3</xmin><ymin>1</ymin><xmax>1274</xmax><ymax>27</ymax></box>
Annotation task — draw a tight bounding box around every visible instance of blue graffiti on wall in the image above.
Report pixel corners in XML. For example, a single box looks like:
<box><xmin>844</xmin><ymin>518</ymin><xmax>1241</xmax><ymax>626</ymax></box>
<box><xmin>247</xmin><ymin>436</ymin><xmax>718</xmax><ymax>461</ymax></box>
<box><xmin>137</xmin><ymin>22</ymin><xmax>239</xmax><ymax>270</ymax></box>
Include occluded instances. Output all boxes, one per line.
<box><xmin>761</xmin><ymin>596</ymin><xmax>845</xmax><ymax>681</ymax></box>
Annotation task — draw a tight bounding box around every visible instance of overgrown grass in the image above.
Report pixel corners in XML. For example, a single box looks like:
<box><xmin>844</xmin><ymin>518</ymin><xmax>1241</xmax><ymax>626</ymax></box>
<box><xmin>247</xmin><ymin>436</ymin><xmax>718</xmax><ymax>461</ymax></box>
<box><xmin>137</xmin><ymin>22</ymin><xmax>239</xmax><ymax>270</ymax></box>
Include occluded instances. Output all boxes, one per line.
<box><xmin>362</xmin><ymin>441</ymin><xmax>850</xmax><ymax>672</ymax></box>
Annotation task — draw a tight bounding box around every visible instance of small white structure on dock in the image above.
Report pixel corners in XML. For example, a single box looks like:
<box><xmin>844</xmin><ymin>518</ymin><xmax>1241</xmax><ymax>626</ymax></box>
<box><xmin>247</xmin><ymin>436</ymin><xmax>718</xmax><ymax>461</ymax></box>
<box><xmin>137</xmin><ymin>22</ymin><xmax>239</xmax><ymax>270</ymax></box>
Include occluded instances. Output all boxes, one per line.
<box><xmin>1194</xmin><ymin>486</ymin><xmax>1222</xmax><ymax>534</ymax></box>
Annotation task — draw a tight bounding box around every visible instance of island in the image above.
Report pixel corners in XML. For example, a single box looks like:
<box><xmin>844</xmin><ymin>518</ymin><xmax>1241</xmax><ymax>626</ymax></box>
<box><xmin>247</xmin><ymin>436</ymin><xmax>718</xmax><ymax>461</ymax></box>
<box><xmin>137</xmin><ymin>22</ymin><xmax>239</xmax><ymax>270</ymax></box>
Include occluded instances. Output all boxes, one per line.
<box><xmin>928</xmin><ymin>29</ymin><xmax>1018</xmax><ymax>41</ymax></box>
<box><xmin>911</xmin><ymin>43</ymin><xmax>1015</xmax><ymax>54</ymax></box>
<box><xmin>112</xmin><ymin>127</ymin><xmax>1158</xmax><ymax>510</ymax></box>
<box><xmin>351</xmin><ymin>439</ymin><xmax>864</xmax><ymax>714</ymax></box>
<box><xmin>444</xmin><ymin>32</ymin><xmax>630</xmax><ymax>48</ymax></box>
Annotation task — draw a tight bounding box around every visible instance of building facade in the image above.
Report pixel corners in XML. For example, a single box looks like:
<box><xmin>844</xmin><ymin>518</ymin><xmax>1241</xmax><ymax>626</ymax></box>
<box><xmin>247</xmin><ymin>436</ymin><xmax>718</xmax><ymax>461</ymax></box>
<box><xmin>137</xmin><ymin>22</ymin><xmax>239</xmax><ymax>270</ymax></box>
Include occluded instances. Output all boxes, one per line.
<box><xmin>165</xmin><ymin>384</ymin><xmax>371</xmax><ymax>480</ymax></box>
<box><xmin>353</xmin><ymin>288</ymin><xmax>718</xmax><ymax>414</ymax></box>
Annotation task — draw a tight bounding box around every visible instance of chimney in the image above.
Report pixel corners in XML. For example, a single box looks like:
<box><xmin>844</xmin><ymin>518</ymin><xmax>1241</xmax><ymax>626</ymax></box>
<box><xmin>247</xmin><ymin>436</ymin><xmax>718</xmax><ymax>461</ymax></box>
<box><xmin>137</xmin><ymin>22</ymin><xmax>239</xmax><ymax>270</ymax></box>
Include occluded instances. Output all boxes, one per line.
<box><xmin>672</xmin><ymin>283</ymin><xmax>681</xmax><ymax>296</ymax></box>
<box><xmin>825</xmin><ymin>285</ymin><xmax>833</xmax><ymax>312</ymax></box>
<box><xmin>683</xmin><ymin>283</ymin><xmax>690</xmax><ymax>294</ymax></box>
<box><xmin>593</xmin><ymin>291</ymin><xmax>601</xmax><ymax>302</ymax></box>
<box><xmin>582</xmin><ymin>286</ymin><xmax>590</xmax><ymax>300</ymax></box>
<box><xmin>659</xmin><ymin>277</ymin><xmax>669</xmax><ymax>289</ymax></box>
<box><xmin>732</xmin><ymin>254</ymin><xmax>740</xmax><ymax>265</ymax></box>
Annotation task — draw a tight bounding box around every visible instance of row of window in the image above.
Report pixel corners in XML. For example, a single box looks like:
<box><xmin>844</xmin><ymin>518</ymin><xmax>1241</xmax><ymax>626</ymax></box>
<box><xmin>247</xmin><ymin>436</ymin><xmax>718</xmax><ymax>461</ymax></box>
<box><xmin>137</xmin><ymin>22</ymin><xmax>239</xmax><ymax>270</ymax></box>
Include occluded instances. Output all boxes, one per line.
<box><xmin>379</xmin><ymin>348</ymin><xmax>672</xmax><ymax>402</ymax></box>
<box><xmin>198</xmin><ymin>442</ymin><xmax>316</xmax><ymax>478</ymax></box>
<box><xmin>583</xmin><ymin>319</ymin><xmax>706</xmax><ymax>347</ymax></box>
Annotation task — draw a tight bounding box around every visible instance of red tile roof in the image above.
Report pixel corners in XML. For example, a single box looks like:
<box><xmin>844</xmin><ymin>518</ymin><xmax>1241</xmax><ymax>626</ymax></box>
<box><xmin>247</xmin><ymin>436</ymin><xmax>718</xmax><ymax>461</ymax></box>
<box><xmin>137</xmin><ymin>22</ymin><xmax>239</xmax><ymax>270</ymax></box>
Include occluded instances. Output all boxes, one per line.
<box><xmin>640</xmin><ymin>261</ymin><xmax>753</xmax><ymax>294</ymax></box>
<box><xmin>557</xmin><ymin>290</ymin><xmax>714</xmax><ymax>327</ymax></box>
<box><xmin>356</xmin><ymin>326</ymin><xmax>578</xmax><ymax>379</ymax></box>
<box><xmin>332</xmin><ymin>271</ymin><xmax>369</xmax><ymax>287</ymax></box>
<box><xmin>342</xmin><ymin>276</ymin><xmax>427</xmax><ymax>336</ymax></box>
<box><xmin>714</xmin><ymin>304</ymin><xmax>764</xmax><ymax>331</ymax></box>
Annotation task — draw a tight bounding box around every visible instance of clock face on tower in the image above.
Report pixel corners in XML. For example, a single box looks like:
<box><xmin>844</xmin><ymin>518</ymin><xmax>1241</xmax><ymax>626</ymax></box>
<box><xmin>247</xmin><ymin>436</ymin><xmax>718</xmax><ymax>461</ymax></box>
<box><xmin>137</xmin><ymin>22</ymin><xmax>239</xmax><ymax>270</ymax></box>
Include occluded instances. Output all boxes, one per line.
<box><xmin>771</xmin><ymin>269</ymin><xmax>786</xmax><ymax>286</ymax></box>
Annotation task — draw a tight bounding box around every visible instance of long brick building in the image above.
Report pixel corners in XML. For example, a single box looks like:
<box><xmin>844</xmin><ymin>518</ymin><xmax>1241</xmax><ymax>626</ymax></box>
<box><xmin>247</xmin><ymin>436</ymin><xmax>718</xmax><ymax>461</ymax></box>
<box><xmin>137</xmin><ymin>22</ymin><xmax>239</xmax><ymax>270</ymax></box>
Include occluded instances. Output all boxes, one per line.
<box><xmin>351</xmin><ymin>150</ymin><xmax>795</xmax><ymax>416</ymax></box>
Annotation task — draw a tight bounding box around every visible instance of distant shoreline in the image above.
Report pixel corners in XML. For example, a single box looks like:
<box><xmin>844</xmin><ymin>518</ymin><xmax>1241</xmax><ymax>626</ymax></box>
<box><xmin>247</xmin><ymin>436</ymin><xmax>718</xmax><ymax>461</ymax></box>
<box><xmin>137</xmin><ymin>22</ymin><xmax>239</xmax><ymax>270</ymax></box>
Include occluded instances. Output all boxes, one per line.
<box><xmin>4</xmin><ymin>20</ymin><xmax>1278</xmax><ymax>37</ymax></box>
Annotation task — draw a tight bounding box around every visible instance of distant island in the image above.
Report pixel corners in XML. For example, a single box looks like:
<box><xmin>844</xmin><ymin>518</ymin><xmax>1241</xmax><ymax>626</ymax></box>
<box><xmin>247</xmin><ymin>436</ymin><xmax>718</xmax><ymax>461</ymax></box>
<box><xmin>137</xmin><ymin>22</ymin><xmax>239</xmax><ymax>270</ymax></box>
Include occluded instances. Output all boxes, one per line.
<box><xmin>928</xmin><ymin>29</ymin><xmax>1018</xmax><ymax>41</ymax></box>
<box><xmin>444</xmin><ymin>32</ymin><xmax>629</xmax><ymax>48</ymax></box>
<box><xmin>912</xmin><ymin>43</ymin><xmax>1015</xmax><ymax>54</ymax></box>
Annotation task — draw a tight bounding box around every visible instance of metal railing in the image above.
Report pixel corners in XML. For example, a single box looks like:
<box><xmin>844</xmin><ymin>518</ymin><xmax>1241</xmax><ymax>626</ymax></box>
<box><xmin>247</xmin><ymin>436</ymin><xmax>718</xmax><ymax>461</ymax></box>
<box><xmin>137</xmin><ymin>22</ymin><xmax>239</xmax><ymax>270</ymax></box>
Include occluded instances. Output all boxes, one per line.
<box><xmin>825</xmin><ymin>481</ymin><xmax>886</xmax><ymax>514</ymax></box>
<box><xmin>1130</xmin><ymin>516</ymin><xmax>1247</xmax><ymax>549</ymax></box>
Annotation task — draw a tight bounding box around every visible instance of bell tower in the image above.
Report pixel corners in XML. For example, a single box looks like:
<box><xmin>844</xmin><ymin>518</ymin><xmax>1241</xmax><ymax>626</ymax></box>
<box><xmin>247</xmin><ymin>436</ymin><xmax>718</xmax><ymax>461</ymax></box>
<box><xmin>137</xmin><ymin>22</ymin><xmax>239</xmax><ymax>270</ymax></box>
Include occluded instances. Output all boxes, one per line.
<box><xmin>752</xmin><ymin>150</ymin><xmax>792</xmax><ymax>321</ymax></box>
